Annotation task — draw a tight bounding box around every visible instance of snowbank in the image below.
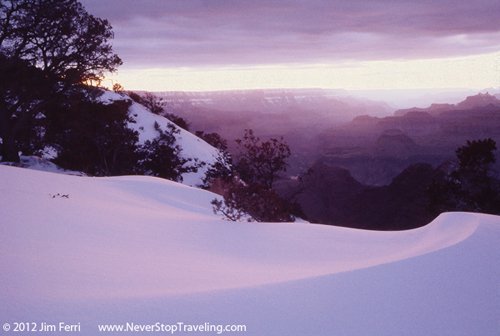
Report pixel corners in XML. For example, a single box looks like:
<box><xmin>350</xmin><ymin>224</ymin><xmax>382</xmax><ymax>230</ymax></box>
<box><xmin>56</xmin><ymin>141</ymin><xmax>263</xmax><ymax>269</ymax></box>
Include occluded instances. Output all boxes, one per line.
<box><xmin>1</xmin><ymin>165</ymin><xmax>498</xmax><ymax>335</ymax></box>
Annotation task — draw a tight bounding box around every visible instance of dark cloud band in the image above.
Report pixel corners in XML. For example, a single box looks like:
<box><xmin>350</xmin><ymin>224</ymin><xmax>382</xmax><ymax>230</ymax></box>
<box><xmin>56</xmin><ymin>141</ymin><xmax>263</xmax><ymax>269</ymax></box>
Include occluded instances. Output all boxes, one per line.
<box><xmin>81</xmin><ymin>0</ymin><xmax>500</xmax><ymax>67</ymax></box>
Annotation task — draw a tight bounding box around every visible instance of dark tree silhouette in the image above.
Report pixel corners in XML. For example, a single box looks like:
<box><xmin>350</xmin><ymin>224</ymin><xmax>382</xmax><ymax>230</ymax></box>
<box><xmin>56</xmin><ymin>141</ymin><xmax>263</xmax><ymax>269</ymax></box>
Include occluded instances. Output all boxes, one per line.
<box><xmin>49</xmin><ymin>98</ymin><xmax>140</xmax><ymax>176</ymax></box>
<box><xmin>139</xmin><ymin>122</ymin><xmax>203</xmax><ymax>182</ymax></box>
<box><xmin>0</xmin><ymin>0</ymin><xmax>121</xmax><ymax>84</ymax></box>
<box><xmin>0</xmin><ymin>0</ymin><xmax>121</xmax><ymax>162</ymax></box>
<box><xmin>211</xmin><ymin>183</ymin><xmax>295</xmax><ymax>222</ymax></box>
<box><xmin>139</xmin><ymin>93</ymin><xmax>164</xmax><ymax>115</ymax></box>
<box><xmin>235</xmin><ymin>129</ymin><xmax>291</xmax><ymax>189</ymax></box>
<box><xmin>0</xmin><ymin>55</ymin><xmax>55</xmax><ymax>161</ymax></box>
<box><xmin>195</xmin><ymin>131</ymin><xmax>233</xmax><ymax>190</ymax></box>
<box><xmin>456</xmin><ymin>138</ymin><xmax>496</xmax><ymax>176</ymax></box>
<box><xmin>127</xmin><ymin>91</ymin><xmax>190</xmax><ymax>129</ymax></box>
<box><xmin>195</xmin><ymin>131</ymin><xmax>228</xmax><ymax>152</ymax></box>
<box><xmin>211</xmin><ymin>129</ymin><xmax>297</xmax><ymax>222</ymax></box>
<box><xmin>429</xmin><ymin>138</ymin><xmax>500</xmax><ymax>214</ymax></box>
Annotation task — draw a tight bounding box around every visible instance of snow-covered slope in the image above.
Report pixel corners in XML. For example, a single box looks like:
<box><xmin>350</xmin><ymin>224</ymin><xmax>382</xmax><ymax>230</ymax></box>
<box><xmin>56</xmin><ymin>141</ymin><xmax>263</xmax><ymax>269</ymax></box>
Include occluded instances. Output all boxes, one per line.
<box><xmin>100</xmin><ymin>90</ymin><xmax>222</xmax><ymax>186</ymax></box>
<box><xmin>1</xmin><ymin>165</ymin><xmax>499</xmax><ymax>335</ymax></box>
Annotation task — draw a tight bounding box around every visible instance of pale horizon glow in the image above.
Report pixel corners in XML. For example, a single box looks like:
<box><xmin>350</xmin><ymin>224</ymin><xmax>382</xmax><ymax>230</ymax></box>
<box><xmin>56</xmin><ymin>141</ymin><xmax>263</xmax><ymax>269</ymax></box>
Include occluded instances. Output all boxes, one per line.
<box><xmin>106</xmin><ymin>52</ymin><xmax>500</xmax><ymax>92</ymax></box>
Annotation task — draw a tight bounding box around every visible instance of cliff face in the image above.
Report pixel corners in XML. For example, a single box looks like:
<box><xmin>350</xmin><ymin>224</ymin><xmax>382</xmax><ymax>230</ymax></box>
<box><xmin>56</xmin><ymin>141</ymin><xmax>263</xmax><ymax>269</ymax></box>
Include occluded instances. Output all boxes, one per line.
<box><xmin>277</xmin><ymin>162</ymin><xmax>440</xmax><ymax>230</ymax></box>
<box><xmin>456</xmin><ymin>92</ymin><xmax>500</xmax><ymax>110</ymax></box>
<box><xmin>317</xmin><ymin>93</ymin><xmax>500</xmax><ymax>186</ymax></box>
<box><xmin>374</xmin><ymin>129</ymin><xmax>419</xmax><ymax>158</ymax></box>
<box><xmin>276</xmin><ymin>161</ymin><xmax>364</xmax><ymax>226</ymax></box>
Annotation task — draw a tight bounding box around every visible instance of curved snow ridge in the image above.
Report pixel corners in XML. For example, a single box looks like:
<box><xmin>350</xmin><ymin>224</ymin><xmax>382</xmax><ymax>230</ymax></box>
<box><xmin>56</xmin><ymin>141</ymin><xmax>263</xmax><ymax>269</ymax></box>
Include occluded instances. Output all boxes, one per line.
<box><xmin>0</xmin><ymin>165</ymin><xmax>484</xmax><ymax>301</ymax></box>
<box><xmin>365</xmin><ymin>211</ymin><xmax>481</xmax><ymax>267</ymax></box>
<box><xmin>178</xmin><ymin>212</ymin><xmax>480</xmax><ymax>295</ymax></box>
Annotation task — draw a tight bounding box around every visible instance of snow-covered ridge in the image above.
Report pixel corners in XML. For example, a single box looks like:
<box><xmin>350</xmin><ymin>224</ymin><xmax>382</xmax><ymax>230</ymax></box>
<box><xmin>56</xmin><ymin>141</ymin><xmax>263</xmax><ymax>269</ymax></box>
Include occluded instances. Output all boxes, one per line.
<box><xmin>1</xmin><ymin>165</ymin><xmax>499</xmax><ymax>335</ymax></box>
<box><xmin>99</xmin><ymin>90</ymin><xmax>223</xmax><ymax>186</ymax></box>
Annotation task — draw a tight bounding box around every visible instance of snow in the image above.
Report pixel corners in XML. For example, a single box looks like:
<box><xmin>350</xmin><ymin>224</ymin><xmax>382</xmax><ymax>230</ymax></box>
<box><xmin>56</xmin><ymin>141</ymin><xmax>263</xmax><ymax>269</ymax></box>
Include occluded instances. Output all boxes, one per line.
<box><xmin>1</xmin><ymin>165</ymin><xmax>499</xmax><ymax>335</ymax></box>
<box><xmin>0</xmin><ymin>155</ymin><xmax>85</xmax><ymax>176</ymax></box>
<box><xmin>98</xmin><ymin>90</ymin><xmax>222</xmax><ymax>187</ymax></box>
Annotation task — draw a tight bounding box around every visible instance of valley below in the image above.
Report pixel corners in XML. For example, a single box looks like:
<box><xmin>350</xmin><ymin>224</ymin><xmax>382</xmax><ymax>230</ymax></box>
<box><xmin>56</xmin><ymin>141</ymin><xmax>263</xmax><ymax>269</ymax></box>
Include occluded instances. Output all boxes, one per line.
<box><xmin>151</xmin><ymin>89</ymin><xmax>500</xmax><ymax>229</ymax></box>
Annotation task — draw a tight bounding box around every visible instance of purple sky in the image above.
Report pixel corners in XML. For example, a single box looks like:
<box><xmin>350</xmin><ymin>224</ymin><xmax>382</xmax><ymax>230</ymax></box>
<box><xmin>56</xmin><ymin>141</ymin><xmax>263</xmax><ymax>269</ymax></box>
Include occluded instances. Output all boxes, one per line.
<box><xmin>80</xmin><ymin>0</ymin><xmax>500</xmax><ymax>68</ymax></box>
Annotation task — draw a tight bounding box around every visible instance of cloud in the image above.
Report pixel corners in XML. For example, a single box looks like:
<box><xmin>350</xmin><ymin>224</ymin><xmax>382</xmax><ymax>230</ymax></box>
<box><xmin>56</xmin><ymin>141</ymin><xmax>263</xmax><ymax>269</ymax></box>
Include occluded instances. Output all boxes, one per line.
<box><xmin>80</xmin><ymin>0</ymin><xmax>500</xmax><ymax>67</ymax></box>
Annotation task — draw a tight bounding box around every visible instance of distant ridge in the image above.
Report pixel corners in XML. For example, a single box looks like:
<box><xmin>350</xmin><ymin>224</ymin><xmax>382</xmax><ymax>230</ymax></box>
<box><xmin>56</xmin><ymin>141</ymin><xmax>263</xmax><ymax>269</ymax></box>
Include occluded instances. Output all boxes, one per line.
<box><xmin>395</xmin><ymin>92</ymin><xmax>500</xmax><ymax>117</ymax></box>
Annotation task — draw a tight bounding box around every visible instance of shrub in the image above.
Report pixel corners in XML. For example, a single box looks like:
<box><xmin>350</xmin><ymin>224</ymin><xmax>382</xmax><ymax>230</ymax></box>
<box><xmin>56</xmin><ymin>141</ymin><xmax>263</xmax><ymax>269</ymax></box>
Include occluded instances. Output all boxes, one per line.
<box><xmin>212</xmin><ymin>182</ymin><xmax>296</xmax><ymax>222</ymax></box>
<box><xmin>138</xmin><ymin>122</ymin><xmax>203</xmax><ymax>181</ymax></box>
<box><xmin>235</xmin><ymin>129</ymin><xmax>291</xmax><ymax>189</ymax></box>
<box><xmin>429</xmin><ymin>138</ymin><xmax>500</xmax><ymax>214</ymax></box>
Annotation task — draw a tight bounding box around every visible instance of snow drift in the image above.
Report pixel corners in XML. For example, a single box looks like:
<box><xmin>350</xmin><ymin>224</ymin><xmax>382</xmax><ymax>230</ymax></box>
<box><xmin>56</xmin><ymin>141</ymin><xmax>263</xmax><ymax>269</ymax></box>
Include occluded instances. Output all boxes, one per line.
<box><xmin>1</xmin><ymin>165</ymin><xmax>499</xmax><ymax>335</ymax></box>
